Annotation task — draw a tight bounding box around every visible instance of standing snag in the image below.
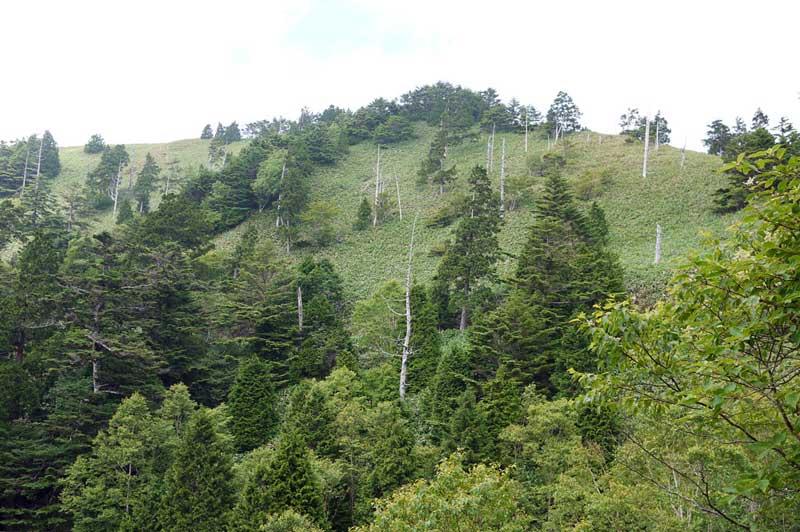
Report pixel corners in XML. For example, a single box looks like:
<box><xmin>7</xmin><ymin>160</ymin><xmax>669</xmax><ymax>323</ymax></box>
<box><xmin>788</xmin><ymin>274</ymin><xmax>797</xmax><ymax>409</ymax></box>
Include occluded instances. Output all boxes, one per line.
<box><xmin>399</xmin><ymin>213</ymin><xmax>419</xmax><ymax>401</ymax></box>
<box><xmin>642</xmin><ymin>116</ymin><xmax>650</xmax><ymax>178</ymax></box>
<box><xmin>654</xmin><ymin>223</ymin><xmax>662</xmax><ymax>264</ymax></box>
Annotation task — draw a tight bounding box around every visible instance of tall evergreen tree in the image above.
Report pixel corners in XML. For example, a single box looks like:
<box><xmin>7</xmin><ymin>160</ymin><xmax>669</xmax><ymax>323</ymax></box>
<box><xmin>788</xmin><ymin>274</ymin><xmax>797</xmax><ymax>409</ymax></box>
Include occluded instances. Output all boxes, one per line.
<box><xmin>133</xmin><ymin>152</ymin><xmax>160</xmax><ymax>213</ymax></box>
<box><xmin>40</xmin><ymin>131</ymin><xmax>61</xmax><ymax>178</ymax></box>
<box><xmin>437</xmin><ymin>165</ymin><xmax>501</xmax><ymax>329</ymax></box>
<box><xmin>200</xmin><ymin>124</ymin><xmax>213</xmax><ymax>139</ymax></box>
<box><xmin>546</xmin><ymin>91</ymin><xmax>582</xmax><ymax>135</ymax></box>
<box><xmin>158</xmin><ymin>409</ymin><xmax>233</xmax><ymax>532</ymax></box>
<box><xmin>228</xmin><ymin>356</ymin><xmax>278</xmax><ymax>452</ymax></box>
<box><xmin>418</xmin><ymin>126</ymin><xmax>457</xmax><ymax>194</ymax></box>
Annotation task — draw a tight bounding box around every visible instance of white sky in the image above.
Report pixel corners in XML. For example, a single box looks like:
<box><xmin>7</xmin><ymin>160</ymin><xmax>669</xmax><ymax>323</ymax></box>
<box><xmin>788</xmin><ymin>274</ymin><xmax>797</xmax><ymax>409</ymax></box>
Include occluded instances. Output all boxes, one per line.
<box><xmin>1</xmin><ymin>0</ymin><xmax>798</xmax><ymax>151</ymax></box>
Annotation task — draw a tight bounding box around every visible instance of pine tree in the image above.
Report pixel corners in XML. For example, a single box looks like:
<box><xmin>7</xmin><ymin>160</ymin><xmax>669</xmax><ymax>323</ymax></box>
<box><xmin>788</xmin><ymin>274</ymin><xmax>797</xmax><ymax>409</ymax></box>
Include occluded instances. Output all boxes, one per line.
<box><xmin>437</xmin><ymin>165</ymin><xmax>501</xmax><ymax>329</ymax></box>
<box><xmin>354</xmin><ymin>197</ymin><xmax>372</xmax><ymax>230</ymax></box>
<box><xmin>133</xmin><ymin>152</ymin><xmax>160</xmax><ymax>213</ymax></box>
<box><xmin>447</xmin><ymin>388</ymin><xmax>488</xmax><ymax>464</ymax></box>
<box><xmin>407</xmin><ymin>285</ymin><xmax>441</xmax><ymax>393</ymax></box>
<box><xmin>200</xmin><ymin>124</ymin><xmax>213</xmax><ymax>139</ymax></box>
<box><xmin>40</xmin><ymin>131</ymin><xmax>60</xmax><ymax>178</ymax></box>
<box><xmin>365</xmin><ymin>402</ymin><xmax>416</xmax><ymax>498</ymax></box>
<box><xmin>418</xmin><ymin>126</ymin><xmax>457</xmax><ymax>194</ymax></box>
<box><xmin>158</xmin><ymin>409</ymin><xmax>234</xmax><ymax>532</ymax></box>
<box><xmin>227</xmin><ymin>356</ymin><xmax>278</xmax><ymax>452</ymax></box>
<box><xmin>116</xmin><ymin>198</ymin><xmax>134</xmax><ymax>224</ymax></box>
<box><xmin>84</xmin><ymin>134</ymin><xmax>106</xmax><ymax>154</ymax></box>
<box><xmin>232</xmin><ymin>427</ymin><xmax>324</xmax><ymax>529</ymax></box>
<box><xmin>282</xmin><ymin>382</ymin><xmax>337</xmax><ymax>457</ymax></box>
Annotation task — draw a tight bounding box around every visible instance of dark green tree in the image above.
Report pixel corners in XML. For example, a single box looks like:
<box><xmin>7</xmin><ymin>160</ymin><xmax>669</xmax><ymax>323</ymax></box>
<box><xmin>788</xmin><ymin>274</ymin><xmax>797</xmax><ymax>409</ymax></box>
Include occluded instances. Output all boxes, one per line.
<box><xmin>437</xmin><ymin>165</ymin><xmax>501</xmax><ymax>329</ymax></box>
<box><xmin>228</xmin><ymin>356</ymin><xmax>278</xmax><ymax>452</ymax></box>
<box><xmin>354</xmin><ymin>197</ymin><xmax>372</xmax><ymax>230</ymax></box>
<box><xmin>115</xmin><ymin>198</ymin><xmax>134</xmax><ymax>224</ymax></box>
<box><xmin>703</xmin><ymin>120</ymin><xmax>732</xmax><ymax>156</ymax></box>
<box><xmin>200</xmin><ymin>124</ymin><xmax>213</xmax><ymax>139</ymax></box>
<box><xmin>40</xmin><ymin>131</ymin><xmax>60</xmax><ymax>178</ymax></box>
<box><xmin>84</xmin><ymin>134</ymin><xmax>106</xmax><ymax>154</ymax></box>
<box><xmin>751</xmin><ymin>107</ymin><xmax>769</xmax><ymax>129</ymax></box>
<box><xmin>158</xmin><ymin>409</ymin><xmax>234</xmax><ymax>532</ymax></box>
<box><xmin>133</xmin><ymin>153</ymin><xmax>160</xmax><ymax>213</ymax></box>
<box><xmin>224</xmin><ymin>121</ymin><xmax>242</xmax><ymax>143</ymax></box>
<box><xmin>418</xmin><ymin>126</ymin><xmax>457</xmax><ymax>194</ymax></box>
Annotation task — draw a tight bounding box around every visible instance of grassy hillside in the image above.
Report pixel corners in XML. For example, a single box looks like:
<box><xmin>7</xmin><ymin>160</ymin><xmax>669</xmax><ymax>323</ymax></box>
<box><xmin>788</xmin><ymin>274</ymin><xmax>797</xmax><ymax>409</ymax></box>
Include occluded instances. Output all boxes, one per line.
<box><xmin>214</xmin><ymin>125</ymin><xmax>736</xmax><ymax>302</ymax></box>
<box><xmin>55</xmin><ymin>138</ymin><xmax>246</xmax><ymax>232</ymax></box>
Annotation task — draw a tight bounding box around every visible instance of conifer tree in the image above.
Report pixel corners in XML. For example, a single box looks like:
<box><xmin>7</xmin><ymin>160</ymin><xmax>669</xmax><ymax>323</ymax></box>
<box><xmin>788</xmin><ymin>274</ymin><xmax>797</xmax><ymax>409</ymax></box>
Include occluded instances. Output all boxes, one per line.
<box><xmin>232</xmin><ymin>427</ymin><xmax>324</xmax><ymax>529</ymax></box>
<box><xmin>418</xmin><ymin>126</ymin><xmax>457</xmax><ymax>194</ymax></box>
<box><xmin>354</xmin><ymin>197</ymin><xmax>372</xmax><ymax>230</ymax></box>
<box><xmin>282</xmin><ymin>382</ymin><xmax>338</xmax><ymax>457</ymax></box>
<box><xmin>158</xmin><ymin>409</ymin><xmax>234</xmax><ymax>532</ymax></box>
<box><xmin>547</xmin><ymin>91</ymin><xmax>582</xmax><ymax>136</ymax></box>
<box><xmin>407</xmin><ymin>285</ymin><xmax>441</xmax><ymax>393</ymax></box>
<box><xmin>228</xmin><ymin>356</ymin><xmax>278</xmax><ymax>452</ymax></box>
<box><xmin>133</xmin><ymin>152</ymin><xmax>160</xmax><ymax>213</ymax></box>
<box><xmin>448</xmin><ymin>388</ymin><xmax>488</xmax><ymax>464</ymax></box>
<box><xmin>84</xmin><ymin>134</ymin><xmax>106</xmax><ymax>154</ymax></box>
<box><xmin>437</xmin><ymin>165</ymin><xmax>501</xmax><ymax>329</ymax></box>
<box><xmin>365</xmin><ymin>402</ymin><xmax>416</xmax><ymax>498</ymax></box>
<box><xmin>116</xmin><ymin>198</ymin><xmax>134</xmax><ymax>224</ymax></box>
<box><xmin>40</xmin><ymin>130</ymin><xmax>61</xmax><ymax>178</ymax></box>
<box><xmin>200</xmin><ymin>124</ymin><xmax>213</xmax><ymax>139</ymax></box>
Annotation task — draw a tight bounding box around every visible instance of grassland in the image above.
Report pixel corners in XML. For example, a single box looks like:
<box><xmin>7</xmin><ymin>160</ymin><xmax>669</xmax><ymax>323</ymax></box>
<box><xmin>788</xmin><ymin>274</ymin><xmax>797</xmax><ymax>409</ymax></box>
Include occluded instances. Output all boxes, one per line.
<box><xmin>213</xmin><ymin>125</ymin><xmax>736</xmax><ymax>302</ymax></box>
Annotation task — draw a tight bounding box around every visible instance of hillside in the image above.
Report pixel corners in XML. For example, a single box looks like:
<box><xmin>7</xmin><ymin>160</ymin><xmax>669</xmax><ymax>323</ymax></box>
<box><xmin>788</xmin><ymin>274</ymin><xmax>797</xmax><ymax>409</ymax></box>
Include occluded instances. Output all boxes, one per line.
<box><xmin>55</xmin><ymin>138</ymin><xmax>246</xmax><ymax>232</ymax></box>
<box><xmin>205</xmin><ymin>125</ymin><xmax>734</xmax><ymax>301</ymax></box>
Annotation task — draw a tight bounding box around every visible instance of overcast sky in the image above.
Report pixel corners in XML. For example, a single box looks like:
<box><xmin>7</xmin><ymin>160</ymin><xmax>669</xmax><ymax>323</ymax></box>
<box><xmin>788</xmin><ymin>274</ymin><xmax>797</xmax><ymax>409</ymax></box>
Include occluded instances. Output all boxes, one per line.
<box><xmin>1</xmin><ymin>0</ymin><xmax>798</xmax><ymax>151</ymax></box>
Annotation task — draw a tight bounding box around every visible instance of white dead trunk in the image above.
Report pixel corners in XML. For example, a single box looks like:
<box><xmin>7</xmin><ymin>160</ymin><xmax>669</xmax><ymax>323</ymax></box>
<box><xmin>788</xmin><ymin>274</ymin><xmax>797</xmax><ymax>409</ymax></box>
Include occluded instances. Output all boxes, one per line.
<box><xmin>399</xmin><ymin>213</ymin><xmax>418</xmax><ymax>401</ymax></box>
<box><xmin>297</xmin><ymin>285</ymin><xmax>303</xmax><ymax>332</ymax></box>
<box><xmin>499</xmin><ymin>137</ymin><xmax>506</xmax><ymax>218</ymax></box>
<box><xmin>111</xmin><ymin>161</ymin><xmax>122</xmax><ymax>215</ymax></box>
<box><xmin>598</xmin><ymin>134</ymin><xmax>602</xmax><ymax>145</ymax></box>
<box><xmin>276</xmin><ymin>161</ymin><xmax>287</xmax><ymax>225</ymax></box>
<box><xmin>642</xmin><ymin>116</ymin><xmax>650</xmax><ymax>178</ymax></box>
<box><xmin>20</xmin><ymin>144</ymin><xmax>31</xmax><ymax>196</ymax></box>
<box><xmin>654</xmin><ymin>223</ymin><xmax>662</xmax><ymax>264</ymax></box>
<box><xmin>92</xmin><ymin>359</ymin><xmax>101</xmax><ymax>394</ymax></box>
<box><xmin>680</xmin><ymin>139</ymin><xmax>687</xmax><ymax>170</ymax></box>
<box><xmin>373</xmin><ymin>146</ymin><xmax>381</xmax><ymax>227</ymax></box>
<box><xmin>524</xmin><ymin>108</ymin><xmax>529</xmax><ymax>153</ymax></box>
<box><xmin>655</xmin><ymin>118</ymin><xmax>660</xmax><ymax>151</ymax></box>
<box><xmin>488</xmin><ymin>123</ymin><xmax>496</xmax><ymax>173</ymax></box>
<box><xmin>394</xmin><ymin>173</ymin><xmax>402</xmax><ymax>220</ymax></box>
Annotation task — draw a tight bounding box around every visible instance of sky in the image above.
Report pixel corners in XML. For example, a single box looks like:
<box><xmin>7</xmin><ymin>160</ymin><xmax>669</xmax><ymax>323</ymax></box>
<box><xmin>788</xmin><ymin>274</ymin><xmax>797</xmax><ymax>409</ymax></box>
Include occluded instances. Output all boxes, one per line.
<box><xmin>1</xmin><ymin>0</ymin><xmax>798</xmax><ymax>151</ymax></box>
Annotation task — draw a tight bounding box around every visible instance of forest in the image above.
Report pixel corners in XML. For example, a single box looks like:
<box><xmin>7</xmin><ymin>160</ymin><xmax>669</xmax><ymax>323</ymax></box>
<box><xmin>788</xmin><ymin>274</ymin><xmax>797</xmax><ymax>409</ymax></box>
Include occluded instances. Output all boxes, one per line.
<box><xmin>1</xmin><ymin>82</ymin><xmax>799</xmax><ymax>531</ymax></box>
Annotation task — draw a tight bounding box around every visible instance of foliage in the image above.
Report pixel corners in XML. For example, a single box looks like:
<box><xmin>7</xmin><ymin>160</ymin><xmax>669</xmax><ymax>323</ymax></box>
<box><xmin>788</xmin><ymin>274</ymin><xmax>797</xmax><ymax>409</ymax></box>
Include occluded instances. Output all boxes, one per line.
<box><xmin>582</xmin><ymin>147</ymin><xmax>800</xmax><ymax>528</ymax></box>
<box><xmin>83</xmin><ymin>134</ymin><xmax>106</xmax><ymax>154</ymax></box>
<box><xmin>354</xmin><ymin>452</ymin><xmax>531</xmax><ymax>531</ymax></box>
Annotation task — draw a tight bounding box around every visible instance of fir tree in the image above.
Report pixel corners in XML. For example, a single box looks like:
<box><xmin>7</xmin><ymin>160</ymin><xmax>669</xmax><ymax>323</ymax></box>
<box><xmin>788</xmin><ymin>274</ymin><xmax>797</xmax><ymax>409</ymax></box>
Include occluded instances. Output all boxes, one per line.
<box><xmin>158</xmin><ymin>409</ymin><xmax>234</xmax><ymax>532</ymax></box>
<box><xmin>227</xmin><ymin>356</ymin><xmax>278</xmax><ymax>452</ymax></box>
<box><xmin>40</xmin><ymin>130</ymin><xmax>61</xmax><ymax>178</ymax></box>
<box><xmin>116</xmin><ymin>198</ymin><xmax>134</xmax><ymax>224</ymax></box>
<box><xmin>437</xmin><ymin>165</ymin><xmax>501</xmax><ymax>329</ymax></box>
<box><xmin>232</xmin><ymin>427</ymin><xmax>324</xmax><ymax>528</ymax></box>
<box><xmin>448</xmin><ymin>388</ymin><xmax>488</xmax><ymax>464</ymax></box>
<box><xmin>133</xmin><ymin>152</ymin><xmax>160</xmax><ymax>213</ymax></box>
<box><xmin>354</xmin><ymin>197</ymin><xmax>372</xmax><ymax>230</ymax></box>
<box><xmin>418</xmin><ymin>126</ymin><xmax>457</xmax><ymax>194</ymax></box>
<box><xmin>200</xmin><ymin>124</ymin><xmax>213</xmax><ymax>139</ymax></box>
<box><xmin>84</xmin><ymin>134</ymin><xmax>106</xmax><ymax>154</ymax></box>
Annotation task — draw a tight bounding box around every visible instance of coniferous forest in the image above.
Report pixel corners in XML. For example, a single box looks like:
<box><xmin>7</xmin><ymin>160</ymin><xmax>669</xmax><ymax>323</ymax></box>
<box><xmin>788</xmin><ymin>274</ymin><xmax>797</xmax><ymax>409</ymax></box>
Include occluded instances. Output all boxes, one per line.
<box><xmin>1</xmin><ymin>74</ymin><xmax>800</xmax><ymax>532</ymax></box>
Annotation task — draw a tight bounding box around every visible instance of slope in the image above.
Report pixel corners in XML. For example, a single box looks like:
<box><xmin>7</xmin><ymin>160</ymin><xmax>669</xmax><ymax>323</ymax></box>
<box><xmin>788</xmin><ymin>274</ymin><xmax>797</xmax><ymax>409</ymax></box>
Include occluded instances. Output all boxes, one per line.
<box><xmin>213</xmin><ymin>125</ymin><xmax>736</xmax><ymax>302</ymax></box>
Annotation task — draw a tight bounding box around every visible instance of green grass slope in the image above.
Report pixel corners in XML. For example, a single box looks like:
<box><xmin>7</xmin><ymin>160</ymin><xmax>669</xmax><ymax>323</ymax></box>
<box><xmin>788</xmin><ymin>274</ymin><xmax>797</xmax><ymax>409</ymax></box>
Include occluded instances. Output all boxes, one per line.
<box><xmin>216</xmin><ymin>125</ymin><xmax>735</xmax><ymax>302</ymax></box>
<box><xmin>56</xmin><ymin>138</ymin><xmax>245</xmax><ymax>231</ymax></box>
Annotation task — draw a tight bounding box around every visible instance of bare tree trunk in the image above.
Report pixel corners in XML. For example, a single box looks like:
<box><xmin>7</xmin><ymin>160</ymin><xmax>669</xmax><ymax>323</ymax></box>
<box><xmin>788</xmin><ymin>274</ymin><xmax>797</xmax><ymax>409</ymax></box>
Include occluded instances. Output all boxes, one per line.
<box><xmin>524</xmin><ymin>107</ymin><xmax>529</xmax><ymax>153</ymax></box>
<box><xmin>20</xmin><ymin>144</ymin><xmax>30</xmax><ymax>196</ymax></box>
<box><xmin>373</xmin><ymin>146</ymin><xmax>381</xmax><ymax>227</ymax></box>
<box><xmin>92</xmin><ymin>359</ymin><xmax>101</xmax><ymax>394</ymax></box>
<box><xmin>654</xmin><ymin>223</ymin><xmax>662</xmax><ymax>264</ymax></box>
<box><xmin>112</xmin><ymin>161</ymin><xmax>122</xmax><ymax>215</ymax></box>
<box><xmin>297</xmin><ymin>285</ymin><xmax>303</xmax><ymax>332</ymax></box>
<box><xmin>680</xmin><ymin>140</ymin><xmax>687</xmax><ymax>170</ymax></box>
<box><xmin>488</xmin><ymin>123</ymin><xmax>496</xmax><ymax>173</ymax></box>
<box><xmin>459</xmin><ymin>282</ymin><xmax>469</xmax><ymax>331</ymax></box>
<box><xmin>500</xmin><ymin>137</ymin><xmax>506</xmax><ymax>218</ymax></box>
<box><xmin>221</xmin><ymin>151</ymin><xmax>228</xmax><ymax>167</ymax></box>
<box><xmin>128</xmin><ymin>150</ymin><xmax>135</xmax><ymax>189</ymax></box>
<box><xmin>276</xmin><ymin>162</ymin><xmax>287</xmax><ymax>225</ymax></box>
<box><xmin>655</xmin><ymin>119</ymin><xmax>660</xmax><ymax>151</ymax></box>
<box><xmin>642</xmin><ymin>116</ymin><xmax>650</xmax><ymax>178</ymax></box>
<box><xmin>399</xmin><ymin>213</ymin><xmax>419</xmax><ymax>401</ymax></box>
<box><xmin>394</xmin><ymin>173</ymin><xmax>402</xmax><ymax>220</ymax></box>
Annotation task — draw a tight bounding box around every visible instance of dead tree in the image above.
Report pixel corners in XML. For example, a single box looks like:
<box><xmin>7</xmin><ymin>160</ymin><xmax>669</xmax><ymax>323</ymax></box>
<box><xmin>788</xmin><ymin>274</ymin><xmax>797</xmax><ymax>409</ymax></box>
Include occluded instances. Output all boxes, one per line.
<box><xmin>20</xmin><ymin>144</ymin><xmax>31</xmax><ymax>197</ymax></box>
<box><xmin>373</xmin><ymin>146</ymin><xmax>381</xmax><ymax>227</ymax></box>
<box><xmin>500</xmin><ymin>137</ymin><xmax>506</xmax><ymax>218</ymax></box>
<box><xmin>680</xmin><ymin>140</ymin><xmax>687</xmax><ymax>170</ymax></box>
<box><xmin>655</xmin><ymin>114</ymin><xmax>660</xmax><ymax>151</ymax></box>
<box><xmin>642</xmin><ymin>116</ymin><xmax>651</xmax><ymax>178</ymax></box>
<box><xmin>394</xmin><ymin>172</ymin><xmax>402</xmax><ymax>220</ymax></box>
<box><xmin>399</xmin><ymin>213</ymin><xmax>419</xmax><ymax>401</ymax></box>
<box><xmin>111</xmin><ymin>161</ymin><xmax>123</xmax><ymax>215</ymax></box>
<box><xmin>297</xmin><ymin>285</ymin><xmax>303</xmax><ymax>332</ymax></box>
<box><xmin>524</xmin><ymin>107</ymin><xmax>529</xmax><ymax>153</ymax></box>
<box><xmin>654</xmin><ymin>223</ymin><xmax>662</xmax><ymax>264</ymax></box>
<box><xmin>276</xmin><ymin>162</ymin><xmax>287</xmax><ymax>226</ymax></box>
